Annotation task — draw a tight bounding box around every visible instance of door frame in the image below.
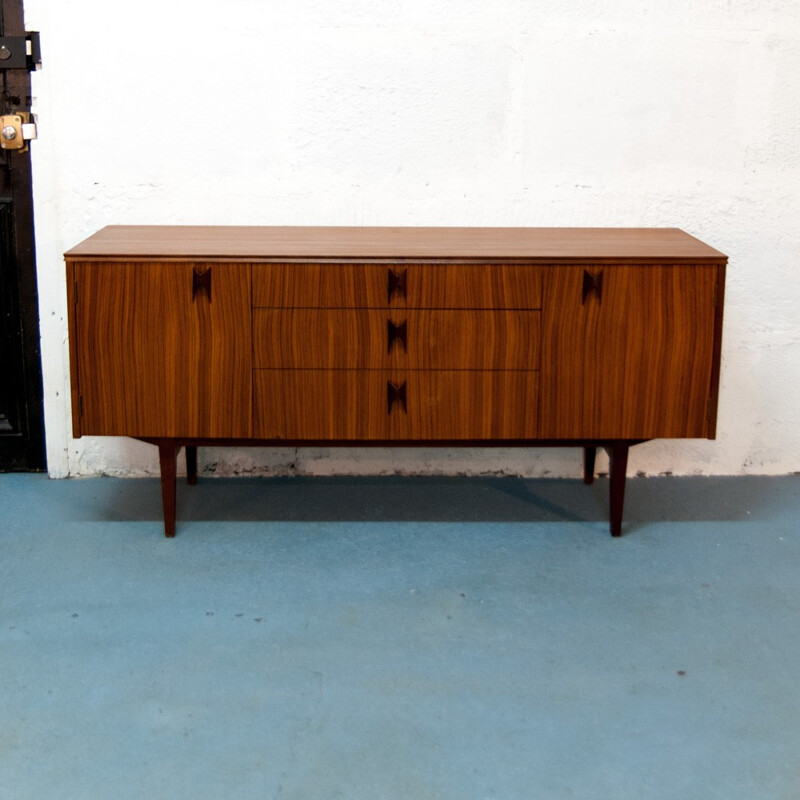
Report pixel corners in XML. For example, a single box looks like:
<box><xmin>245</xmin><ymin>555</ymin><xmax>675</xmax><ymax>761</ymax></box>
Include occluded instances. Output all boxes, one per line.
<box><xmin>0</xmin><ymin>0</ymin><xmax>45</xmax><ymax>471</ymax></box>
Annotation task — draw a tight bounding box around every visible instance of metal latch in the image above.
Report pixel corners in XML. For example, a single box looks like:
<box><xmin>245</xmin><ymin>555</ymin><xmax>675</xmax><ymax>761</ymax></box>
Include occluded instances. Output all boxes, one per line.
<box><xmin>0</xmin><ymin>32</ymin><xmax>41</xmax><ymax>71</ymax></box>
<box><xmin>0</xmin><ymin>112</ymin><xmax>37</xmax><ymax>152</ymax></box>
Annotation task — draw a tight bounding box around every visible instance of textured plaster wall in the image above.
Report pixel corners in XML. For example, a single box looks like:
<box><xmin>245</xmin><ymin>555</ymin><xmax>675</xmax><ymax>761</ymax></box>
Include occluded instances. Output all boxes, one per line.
<box><xmin>24</xmin><ymin>0</ymin><xmax>800</xmax><ymax>479</ymax></box>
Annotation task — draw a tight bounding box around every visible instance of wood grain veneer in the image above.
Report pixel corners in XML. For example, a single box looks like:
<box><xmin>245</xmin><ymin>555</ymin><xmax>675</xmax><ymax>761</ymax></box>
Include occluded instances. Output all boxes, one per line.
<box><xmin>71</xmin><ymin>261</ymin><xmax>252</xmax><ymax>438</ymax></box>
<box><xmin>252</xmin><ymin>263</ymin><xmax>543</xmax><ymax>309</ymax></box>
<box><xmin>253</xmin><ymin>309</ymin><xmax>541</xmax><ymax>370</ymax></box>
<box><xmin>539</xmin><ymin>264</ymin><xmax>719</xmax><ymax>439</ymax></box>
<box><xmin>66</xmin><ymin>226</ymin><xmax>726</xmax><ymax>263</ymax></box>
<box><xmin>65</xmin><ymin>226</ymin><xmax>727</xmax><ymax>537</ymax></box>
<box><xmin>253</xmin><ymin>370</ymin><xmax>539</xmax><ymax>440</ymax></box>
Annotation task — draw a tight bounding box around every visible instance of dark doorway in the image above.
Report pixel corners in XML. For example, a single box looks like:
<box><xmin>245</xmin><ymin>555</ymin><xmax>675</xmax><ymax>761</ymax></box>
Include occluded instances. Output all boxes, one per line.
<box><xmin>0</xmin><ymin>0</ymin><xmax>44</xmax><ymax>471</ymax></box>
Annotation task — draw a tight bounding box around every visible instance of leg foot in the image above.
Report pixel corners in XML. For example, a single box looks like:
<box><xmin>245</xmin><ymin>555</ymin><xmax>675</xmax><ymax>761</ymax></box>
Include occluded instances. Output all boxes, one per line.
<box><xmin>605</xmin><ymin>443</ymin><xmax>630</xmax><ymax>537</ymax></box>
<box><xmin>157</xmin><ymin>440</ymin><xmax>178</xmax><ymax>538</ymax></box>
<box><xmin>186</xmin><ymin>445</ymin><xmax>198</xmax><ymax>486</ymax></box>
<box><xmin>583</xmin><ymin>446</ymin><xmax>597</xmax><ymax>485</ymax></box>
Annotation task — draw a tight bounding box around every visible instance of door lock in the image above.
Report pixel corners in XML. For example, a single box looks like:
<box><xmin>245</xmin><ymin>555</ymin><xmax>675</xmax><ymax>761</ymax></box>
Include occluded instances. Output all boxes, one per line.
<box><xmin>0</xmin><ymin>112</ymin><xmax>37</xmax><ymax>152</ymax></box>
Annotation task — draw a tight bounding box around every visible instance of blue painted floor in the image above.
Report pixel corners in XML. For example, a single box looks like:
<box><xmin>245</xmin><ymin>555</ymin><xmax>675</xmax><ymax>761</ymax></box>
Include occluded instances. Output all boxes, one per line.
<box><xmin>2</xmin><ymin>473</ymin><xmax>799</xmax><ymax>799</ymax></box>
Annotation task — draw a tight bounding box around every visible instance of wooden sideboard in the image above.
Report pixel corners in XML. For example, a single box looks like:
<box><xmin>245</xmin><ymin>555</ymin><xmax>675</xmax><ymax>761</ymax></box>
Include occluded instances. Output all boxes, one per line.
<box><xmin>65</xmin><ymin>226</ymin><xmax>727</xmax><ymax>537</ymax></box>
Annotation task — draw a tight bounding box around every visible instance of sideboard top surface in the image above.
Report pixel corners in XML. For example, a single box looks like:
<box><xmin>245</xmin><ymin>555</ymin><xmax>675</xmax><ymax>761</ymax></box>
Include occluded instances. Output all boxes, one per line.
<box><xmin>65</xmin><ymin>226</ymin><xmax>728</xmax><ymax>264</ymax></box>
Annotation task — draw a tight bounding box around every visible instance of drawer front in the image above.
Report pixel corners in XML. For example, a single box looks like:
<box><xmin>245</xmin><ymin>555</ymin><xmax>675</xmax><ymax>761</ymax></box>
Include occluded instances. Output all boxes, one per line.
<box><xmin>253</xmin><ymin>309</ymin><xmax>540</xmax><ymax>370</ymax></box>
<box><xmin>252</xmin><ymin>263</ymin><xmax>542</xmax><ymax>309</ymax></box>
<box><xmin>254</xmin><ymin>370</ymin><xmax>538</xmax><ymax>440</ymax></box>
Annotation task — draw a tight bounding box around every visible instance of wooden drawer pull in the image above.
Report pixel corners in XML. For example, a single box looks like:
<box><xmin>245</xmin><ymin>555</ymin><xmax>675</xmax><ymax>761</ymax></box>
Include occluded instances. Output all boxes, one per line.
<box><xmin>192</xmin><ymin>266</ymin><xmax>212</xmax><ymax>302</ymax></box>
<box><xmin>387</xmin><ymin>267</ymin><xmax>407</xmax><ymax>303</ymax></box>
<box><xmin>581</xmin><ymin>269</ymin><xmax>603</xmax><ymax>304</ymax></box>
<box><xmin>387</xmin><ymin>380</ymin><xmax>407</xmax><ymax>414</ymax></box>
<box><xmin>387</xmin><ymin>319</ymin><xmax>408</xmax><ymax>353</ymax></box>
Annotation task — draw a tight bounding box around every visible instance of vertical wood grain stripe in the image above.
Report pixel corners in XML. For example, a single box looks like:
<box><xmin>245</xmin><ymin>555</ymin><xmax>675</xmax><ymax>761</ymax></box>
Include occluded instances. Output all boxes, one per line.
<box><xmin>252</xmin><ymin>309</ymin><xmax>541</xmax><ymax>370</ymax></box>
<box><xmin>252</xmin><ymin>264</ymin><xmax>543</xmax><ymax>309</ymax></box>
<box><xmin>253</xmin><ymin>370</ymin><xmax>539</xmax><ymax>440</ymax></box>
<box><xmin>539</xmin><ymin>264</ymin><xmax>717</xmax><ymax>439</ymax></box>
<box><xmin>74</xmin><ymin>261</ymin><xmax>252</xmax><ymax>438</ymax></box>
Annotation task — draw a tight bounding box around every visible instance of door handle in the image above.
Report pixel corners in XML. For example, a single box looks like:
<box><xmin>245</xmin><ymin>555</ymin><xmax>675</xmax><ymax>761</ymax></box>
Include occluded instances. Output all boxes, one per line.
<box><xmin>387</xmin><ymin>268</ymin><xmax>407</xmax><ymax>303</ymax></box>
<box><xmin>192</xmin><ymin>266</ymin><xmax>212</xmax><ymax>302</ymax></box>
<box><xmin>582</xmin><ymin>269</ymin><xmax>603</xmax><ymax>304</ymax></box>
<box><xmin>387</xmin><ymin>380</ymin><xmax>407</xmax><ymax>414</ymax></box>
<box><xmin>387</xmin><ymin>319</ymin><xmax>408</xmax><ymax>353</ymax></box>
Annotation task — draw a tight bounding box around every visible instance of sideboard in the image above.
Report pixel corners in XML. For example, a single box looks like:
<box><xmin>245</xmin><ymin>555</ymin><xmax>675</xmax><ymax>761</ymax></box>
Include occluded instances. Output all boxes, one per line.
<box><xmin>65</xmin><ymin>226</ymin><xmax>727</xmax><ymax>537</ymax></box>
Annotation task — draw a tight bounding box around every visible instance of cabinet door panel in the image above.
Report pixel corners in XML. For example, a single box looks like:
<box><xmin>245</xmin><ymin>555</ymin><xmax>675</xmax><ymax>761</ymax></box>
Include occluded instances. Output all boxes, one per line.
<box><xmin>253</xmin><ymin>309</ymin><xmax>540</xmax><ymax>370</ymax></box>
<box><xmin>254</xmin><ymin>370</ymin><xmax>538</xmax><ymax>440</ymax></box>
<box><xmin>74</xmin><ymin>262</ymin><xmax>252</xmax><ymax>437</ymax></box>
<box><xmin>539</xmin><ymin>265</ymin><xmax>718</xmax><ymax>439</ymax></box>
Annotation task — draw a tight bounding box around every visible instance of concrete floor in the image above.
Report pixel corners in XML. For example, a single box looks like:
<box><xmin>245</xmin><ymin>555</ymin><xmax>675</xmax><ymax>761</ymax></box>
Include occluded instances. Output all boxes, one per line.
<box><xmin>1</xmin><ymin>472</ymin><xmax>799</xmax><ymax>799</ymax></box>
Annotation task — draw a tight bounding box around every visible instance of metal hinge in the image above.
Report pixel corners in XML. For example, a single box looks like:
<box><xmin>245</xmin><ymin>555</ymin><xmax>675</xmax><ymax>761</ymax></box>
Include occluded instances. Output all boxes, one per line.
<box><xmin>0</xmin><ymin>32</ymin><xmax>41</xmax><ymax>71</ymax></box>
<box><xmin>0</xmin><ymin>112</ymin><xmax>37</xmax><ymax>152</ymax></box>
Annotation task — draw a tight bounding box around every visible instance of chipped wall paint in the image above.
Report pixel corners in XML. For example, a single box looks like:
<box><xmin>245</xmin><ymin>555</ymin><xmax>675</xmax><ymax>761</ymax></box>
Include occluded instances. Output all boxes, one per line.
<box><xmin>24</xmin><ymin>0</ymin><xmax>800</xmax><ymax>479</ymax></box>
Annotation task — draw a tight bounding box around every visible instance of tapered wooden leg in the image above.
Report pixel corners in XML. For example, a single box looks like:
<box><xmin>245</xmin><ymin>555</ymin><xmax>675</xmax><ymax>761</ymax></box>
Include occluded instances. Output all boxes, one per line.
<box><xmin>605</xmin><ymin>443</ymin><xmax>629</xmax><ymax>537</ymax></box>
<box><xmin>157</xmin><ymin>440</ymin><xmax>178</xmax><ymax>538</ymax></box>
<box><xmin>583</xmin><ymin>446</ymin><xmax>597</xmax><ymax>485</ymax></box>
<box><xmin>186</xmin><ymin>445</ymin><xmax>198</xmax><ymax>486</ymax></box>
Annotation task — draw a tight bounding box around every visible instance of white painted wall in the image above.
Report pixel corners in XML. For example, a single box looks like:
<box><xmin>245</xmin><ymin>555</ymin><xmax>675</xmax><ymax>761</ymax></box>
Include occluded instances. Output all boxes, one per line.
<box><xmin>24</xmin><ymin>0</ymin><xmax>800</xmax><ymax>479</ymax></box>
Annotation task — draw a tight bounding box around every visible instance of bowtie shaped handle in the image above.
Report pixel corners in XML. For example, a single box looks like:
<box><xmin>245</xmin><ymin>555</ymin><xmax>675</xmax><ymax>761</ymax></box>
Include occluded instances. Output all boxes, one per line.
<box><xmin>387</xmin><ymin>380</ymin><xmax>407</xmax><ymax>415</ymax></box>
<box><xmin>192</xmin><ymin>266</ymin><xmax>212</xmax><ymax>302</ymax></box>
<box><xmin>387</xmin><ymin>319</ymin><xmax>408</xmax><ymax>353</ymax></box>
<box><xmin>387</xmin><ymin>267</ymin><xmax>407</xmax><ymax>303</ymax></box>
<box><xmin>582</xmin><ymin>269</ymin><xmax>603</xmax><ymax>304</ymax></box>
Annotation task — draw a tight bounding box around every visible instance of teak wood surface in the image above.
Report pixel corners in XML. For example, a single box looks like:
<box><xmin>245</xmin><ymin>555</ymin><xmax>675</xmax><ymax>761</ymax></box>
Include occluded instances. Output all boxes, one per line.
<box><xmin>66</xmin><ymin>225</ymin><xmax>727</xmax><ymax>263</ymax></box>
<box><xmin>252</xmin><ymin>263</ymin><xmax>543</xmax><ymax>308</ymax></box>
<box><xmin>70</xmin><ymin>262</ymin><xmax>252</xmax><ymax>438</ymax></box>
<box><xmin>65</xmin><ymin>225</ymin><xmax>727</xmax><ymax>537</ymax></box>
<box><xmin>253</xmin><ymin>370</ymin><xmax>539</xmax><ymax>440</ymax></box>
<box><xmin>253</xmin><ymin>309</ymin><xmax>541</xmax><ymax>370</ymax></box>
<box><xmin>539</xmin><ymin>265</ymin><xmax>719</xmax><ymax>439</ymax></box>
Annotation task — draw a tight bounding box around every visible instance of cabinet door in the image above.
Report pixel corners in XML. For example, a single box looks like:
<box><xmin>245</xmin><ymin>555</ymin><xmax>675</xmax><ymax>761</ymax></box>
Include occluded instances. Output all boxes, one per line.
<box><xmin>72</xmin><ymin>261</ymin><xmax>252</xmax><ymax>438</ymax></box>
<box><xmin>539</xmin><ymin>265</ymin><xmax>718</xmax><ymax>439</ymax></box>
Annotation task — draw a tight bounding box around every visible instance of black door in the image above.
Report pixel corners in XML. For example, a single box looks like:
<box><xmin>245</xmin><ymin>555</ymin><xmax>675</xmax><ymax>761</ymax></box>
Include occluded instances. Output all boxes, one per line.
<box><xmin>0</xmin><ymin>0</ymin><xmax>44</xmax><ymax>470</ymax></box>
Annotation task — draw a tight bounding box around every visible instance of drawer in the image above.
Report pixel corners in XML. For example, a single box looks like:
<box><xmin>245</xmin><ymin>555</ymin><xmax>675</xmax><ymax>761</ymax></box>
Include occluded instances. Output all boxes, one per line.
<box><xmin>252</xmin><ymin>263</ymin><xmax>542</xmax><ymax>309</ymax></box>
<box><xmin>253</xmin><ymin>309</ymin><xmax>540</xmax><ymax>370</ymax></box>
<box><xmin>253</xmin><ymin>370</ymin><xmax>539</xmax><ymax>440</ymax></box>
